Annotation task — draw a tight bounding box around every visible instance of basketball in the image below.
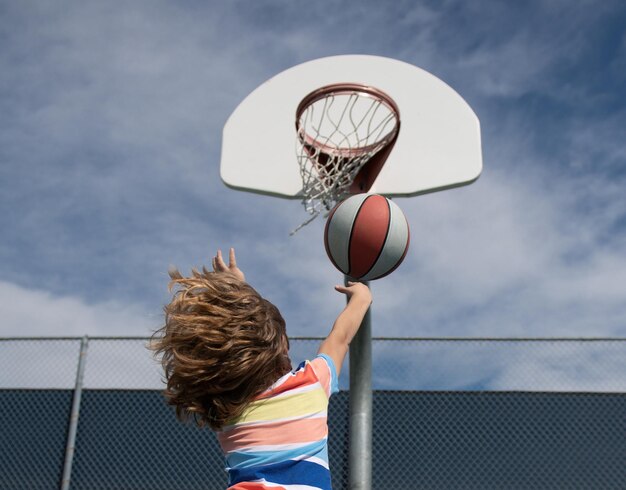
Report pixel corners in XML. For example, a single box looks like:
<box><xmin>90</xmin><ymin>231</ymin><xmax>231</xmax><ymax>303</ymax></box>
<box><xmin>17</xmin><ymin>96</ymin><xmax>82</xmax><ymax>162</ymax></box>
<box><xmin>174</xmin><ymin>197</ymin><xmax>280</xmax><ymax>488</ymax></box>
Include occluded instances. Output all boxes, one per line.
<box><xmin>324</xmin><ymin>194</ymin><xmax>410</xmax><ymax>281</ymax></box>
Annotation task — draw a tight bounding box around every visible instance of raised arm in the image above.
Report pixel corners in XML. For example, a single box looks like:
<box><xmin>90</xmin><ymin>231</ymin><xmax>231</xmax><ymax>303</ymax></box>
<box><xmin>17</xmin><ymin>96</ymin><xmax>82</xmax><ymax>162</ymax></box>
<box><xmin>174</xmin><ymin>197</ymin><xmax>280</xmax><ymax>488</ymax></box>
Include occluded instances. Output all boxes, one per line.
<box><xmin>317</xmin><ymin>281</ymin><xmax>372</xmax><ymax>377</ymax></box>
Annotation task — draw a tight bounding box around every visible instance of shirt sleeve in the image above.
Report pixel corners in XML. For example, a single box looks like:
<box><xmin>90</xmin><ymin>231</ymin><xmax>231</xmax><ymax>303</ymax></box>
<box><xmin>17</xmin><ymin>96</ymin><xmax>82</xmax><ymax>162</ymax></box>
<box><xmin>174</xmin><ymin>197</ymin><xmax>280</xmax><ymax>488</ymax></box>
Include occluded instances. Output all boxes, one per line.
<box><xmin>310</xmin><ymin>354</ymin><xmax>339</xmax><ymax>398</ymax></box>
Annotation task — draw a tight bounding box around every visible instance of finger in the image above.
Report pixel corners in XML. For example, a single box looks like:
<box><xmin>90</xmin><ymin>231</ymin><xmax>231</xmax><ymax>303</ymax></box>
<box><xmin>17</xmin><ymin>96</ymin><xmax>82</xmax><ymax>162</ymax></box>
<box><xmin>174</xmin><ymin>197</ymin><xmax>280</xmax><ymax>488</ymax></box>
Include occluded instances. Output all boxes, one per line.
<box><xmin>212</xmin><ymin>256</ymin><xmax>217</xmax><ymax>272</ymax></box>
<box><xmin>229</xmin><ymin>248</ymin><xmax>237</xmax><ymax>268</ymax></box>
<box><xmin>215</xmin><ymin>249</ymin><xmax>228</xmax><ymax>270</ymax></box>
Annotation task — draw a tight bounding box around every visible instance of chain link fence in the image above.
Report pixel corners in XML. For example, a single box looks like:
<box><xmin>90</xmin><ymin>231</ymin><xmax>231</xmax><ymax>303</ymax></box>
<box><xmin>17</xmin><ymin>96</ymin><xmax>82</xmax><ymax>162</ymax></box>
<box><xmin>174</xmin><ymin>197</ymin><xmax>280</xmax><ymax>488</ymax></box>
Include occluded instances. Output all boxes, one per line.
<box><xmin>1</xmin><ymin>337</ymin><xmax>626</xmax><ymax>489</ymax></box>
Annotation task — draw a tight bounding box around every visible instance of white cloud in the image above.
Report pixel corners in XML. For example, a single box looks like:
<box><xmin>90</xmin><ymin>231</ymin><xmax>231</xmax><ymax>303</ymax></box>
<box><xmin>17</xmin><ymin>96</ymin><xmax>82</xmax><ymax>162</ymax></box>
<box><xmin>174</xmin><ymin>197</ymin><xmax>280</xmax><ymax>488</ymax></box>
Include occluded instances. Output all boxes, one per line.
<box><xmin>369</xmin><ymin>157</ymin><xmax>626</xmax><ymax>337</ymax></box>
<box><xmin>370</xmin><ymin>339</ymin><xmax>626</xmax><ymax>392</ymax></box>
<box><xmin>0</xmin><ymin>280</ymin><xmax>155</xmax><ymax>337</ymax></box>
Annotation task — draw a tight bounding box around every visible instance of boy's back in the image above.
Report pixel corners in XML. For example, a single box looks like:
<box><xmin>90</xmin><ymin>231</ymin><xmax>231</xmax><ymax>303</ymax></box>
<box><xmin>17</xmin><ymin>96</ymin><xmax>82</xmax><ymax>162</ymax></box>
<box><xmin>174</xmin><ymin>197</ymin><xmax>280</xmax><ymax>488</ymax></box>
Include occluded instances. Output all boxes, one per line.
<box><xmin>218</xmin><ymin>354</ymin><xmax>338</xmax><ymax>489</ymax></box>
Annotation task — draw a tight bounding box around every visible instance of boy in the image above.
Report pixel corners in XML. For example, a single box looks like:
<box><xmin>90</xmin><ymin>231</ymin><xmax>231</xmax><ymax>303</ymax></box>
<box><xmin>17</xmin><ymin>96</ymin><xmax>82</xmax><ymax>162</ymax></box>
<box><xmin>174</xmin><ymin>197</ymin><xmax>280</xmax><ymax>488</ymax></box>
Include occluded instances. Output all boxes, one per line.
<box><xmin>151</xmin><ymin>248</ymin><xmax>372</xmax><ymax>490</ymax></box>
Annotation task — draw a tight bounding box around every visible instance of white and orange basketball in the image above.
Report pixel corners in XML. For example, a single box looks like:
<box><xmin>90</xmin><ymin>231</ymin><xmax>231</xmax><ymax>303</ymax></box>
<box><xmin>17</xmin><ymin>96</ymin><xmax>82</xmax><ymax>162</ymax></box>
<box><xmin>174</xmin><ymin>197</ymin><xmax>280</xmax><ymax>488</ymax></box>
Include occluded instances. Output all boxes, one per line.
<box><xmin>324</xmin><ymin>194</ymin><xmax>410</xmax><ymax>281</ymax></box>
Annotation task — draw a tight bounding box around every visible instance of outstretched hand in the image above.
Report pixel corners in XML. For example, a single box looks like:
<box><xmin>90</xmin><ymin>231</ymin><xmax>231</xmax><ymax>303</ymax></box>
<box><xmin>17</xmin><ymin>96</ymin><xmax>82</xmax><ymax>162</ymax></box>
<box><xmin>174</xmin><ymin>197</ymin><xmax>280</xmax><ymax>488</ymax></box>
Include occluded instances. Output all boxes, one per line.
<box><xmin>212</xmin><ymin>248</ymin><xmax>245</xmax><ymax>282</ymax></box>
<box><xmin>334</xmin><ymin>281</ymin><xmax>372</xmax><ymax>305</ymax></box>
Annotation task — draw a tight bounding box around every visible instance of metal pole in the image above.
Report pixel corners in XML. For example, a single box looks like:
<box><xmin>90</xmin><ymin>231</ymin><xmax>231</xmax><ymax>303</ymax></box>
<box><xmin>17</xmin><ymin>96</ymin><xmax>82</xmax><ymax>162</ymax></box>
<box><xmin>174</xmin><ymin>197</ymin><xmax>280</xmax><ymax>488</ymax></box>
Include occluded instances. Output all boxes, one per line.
<box><xmin>347</xmin><ymin>277</ymin><xmax>372</xmax><ymax>490</ymax></box>
<box><xmin>61</xmin><ymin>335</ymin><xmax>89</xmax><ymax>490</ymax></box>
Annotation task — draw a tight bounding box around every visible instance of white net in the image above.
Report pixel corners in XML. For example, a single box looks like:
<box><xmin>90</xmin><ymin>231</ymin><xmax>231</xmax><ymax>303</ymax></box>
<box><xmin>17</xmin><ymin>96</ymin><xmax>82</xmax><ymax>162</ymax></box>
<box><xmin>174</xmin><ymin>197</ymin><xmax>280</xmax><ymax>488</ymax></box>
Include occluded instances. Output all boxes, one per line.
<box><xmin>293</xmin><ymin>86</ymin><xmax>399</xmax><ymax>233</ymax></box>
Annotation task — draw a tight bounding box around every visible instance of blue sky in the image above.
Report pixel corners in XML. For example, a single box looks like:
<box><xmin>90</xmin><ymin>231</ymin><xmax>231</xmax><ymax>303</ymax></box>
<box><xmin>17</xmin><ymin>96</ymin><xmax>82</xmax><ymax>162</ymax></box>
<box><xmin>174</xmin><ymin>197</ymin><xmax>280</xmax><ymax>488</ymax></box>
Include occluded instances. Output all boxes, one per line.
<box><xmin>1</xmin><ymin>0</ymin><xmax>625</xmax><ymax>344</ymax></box>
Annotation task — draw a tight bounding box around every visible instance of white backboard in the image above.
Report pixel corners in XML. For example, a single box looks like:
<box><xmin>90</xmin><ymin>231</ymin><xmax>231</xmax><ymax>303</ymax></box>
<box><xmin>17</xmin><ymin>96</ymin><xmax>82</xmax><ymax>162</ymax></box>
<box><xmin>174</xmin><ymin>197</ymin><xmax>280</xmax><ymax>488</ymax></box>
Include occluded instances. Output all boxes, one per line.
<box><xmin>221</xmin><ymin>55</ymin><xmax>482</xmax><ymax>198</ymax></box>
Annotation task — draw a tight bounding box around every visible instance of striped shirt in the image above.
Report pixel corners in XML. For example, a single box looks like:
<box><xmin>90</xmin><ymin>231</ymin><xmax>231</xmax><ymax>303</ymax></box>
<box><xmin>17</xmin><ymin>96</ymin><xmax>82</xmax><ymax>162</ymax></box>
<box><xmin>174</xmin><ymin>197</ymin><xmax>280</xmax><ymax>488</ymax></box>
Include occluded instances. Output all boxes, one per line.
<box><xmin>217</xmin><ymin>354</ymin><xmax>339</xmax><ymax>490</ymax></box>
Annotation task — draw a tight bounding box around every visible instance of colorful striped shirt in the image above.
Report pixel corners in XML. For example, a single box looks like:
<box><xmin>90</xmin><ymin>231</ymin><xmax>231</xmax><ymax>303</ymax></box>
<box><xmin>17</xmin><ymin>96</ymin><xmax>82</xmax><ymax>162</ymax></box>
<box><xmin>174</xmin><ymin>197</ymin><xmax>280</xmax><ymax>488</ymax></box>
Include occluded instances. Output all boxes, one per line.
<box><xmin>217</xmin><ymin>354</ymin><xmax>339</xmax><ymax>490</ymax></box>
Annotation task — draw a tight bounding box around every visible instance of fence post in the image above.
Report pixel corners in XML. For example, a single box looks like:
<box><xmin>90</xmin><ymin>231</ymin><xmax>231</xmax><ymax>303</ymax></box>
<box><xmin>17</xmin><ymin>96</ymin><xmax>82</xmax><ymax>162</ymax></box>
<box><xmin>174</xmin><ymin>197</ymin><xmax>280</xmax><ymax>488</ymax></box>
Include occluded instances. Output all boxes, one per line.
<box><xmin>60</xmin><ymin>336</ymin><xmax>89</xmax><ymax>490</ymax></box>
<box><xmin>348</xmin><ymin>278</ymin><xmax>372</xmax><ymax>490</ymax></box>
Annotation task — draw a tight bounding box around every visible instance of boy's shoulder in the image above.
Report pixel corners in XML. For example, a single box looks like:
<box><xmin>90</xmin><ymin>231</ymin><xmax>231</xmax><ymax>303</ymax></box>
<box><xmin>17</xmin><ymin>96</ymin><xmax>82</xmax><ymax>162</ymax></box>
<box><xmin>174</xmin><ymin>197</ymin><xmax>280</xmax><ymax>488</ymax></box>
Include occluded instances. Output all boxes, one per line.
<box><xmin>259</xmin><ymin>355</ymin><xmax>339</xmax><ymax>400</ymax></box>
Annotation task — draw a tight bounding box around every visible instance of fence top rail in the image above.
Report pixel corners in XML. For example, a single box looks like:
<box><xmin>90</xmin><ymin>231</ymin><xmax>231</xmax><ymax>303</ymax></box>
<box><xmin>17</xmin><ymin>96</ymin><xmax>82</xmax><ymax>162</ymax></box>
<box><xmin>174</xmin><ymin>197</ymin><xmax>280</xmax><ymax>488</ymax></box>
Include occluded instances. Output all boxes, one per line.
<box><xmin>2</xmin><ymin>336</ymin><xmax>626</xmax><ymax>342</ymax></box>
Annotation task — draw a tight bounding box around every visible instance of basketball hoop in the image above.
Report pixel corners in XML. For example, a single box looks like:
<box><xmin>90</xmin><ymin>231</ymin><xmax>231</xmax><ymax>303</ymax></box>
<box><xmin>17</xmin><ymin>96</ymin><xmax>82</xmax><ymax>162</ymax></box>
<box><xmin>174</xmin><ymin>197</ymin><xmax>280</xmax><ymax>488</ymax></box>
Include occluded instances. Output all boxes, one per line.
<box><xmin>293</xmin><ymin>83</ymin><xmax>400</xmax><ymax>233</ymax></box>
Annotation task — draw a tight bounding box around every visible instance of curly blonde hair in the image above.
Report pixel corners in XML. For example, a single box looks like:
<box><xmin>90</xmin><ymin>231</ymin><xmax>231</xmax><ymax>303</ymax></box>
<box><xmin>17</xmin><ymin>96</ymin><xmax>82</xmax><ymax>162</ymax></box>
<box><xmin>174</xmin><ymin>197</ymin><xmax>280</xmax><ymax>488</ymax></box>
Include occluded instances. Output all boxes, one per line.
<box><xmin>150</xmin><ymin>267</ymin><xmax>291</xmax><ymax>430</ymax></box>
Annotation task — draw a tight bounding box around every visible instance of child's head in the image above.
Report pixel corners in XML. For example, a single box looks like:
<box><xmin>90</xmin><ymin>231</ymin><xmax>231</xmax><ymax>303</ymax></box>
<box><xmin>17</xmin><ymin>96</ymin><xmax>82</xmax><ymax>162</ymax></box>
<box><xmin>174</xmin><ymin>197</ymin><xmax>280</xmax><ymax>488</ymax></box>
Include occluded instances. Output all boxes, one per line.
<box><xmin>150</xmin><ymin>267</ymin><xmax>291</xmax><ymax>430</ymax></box>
